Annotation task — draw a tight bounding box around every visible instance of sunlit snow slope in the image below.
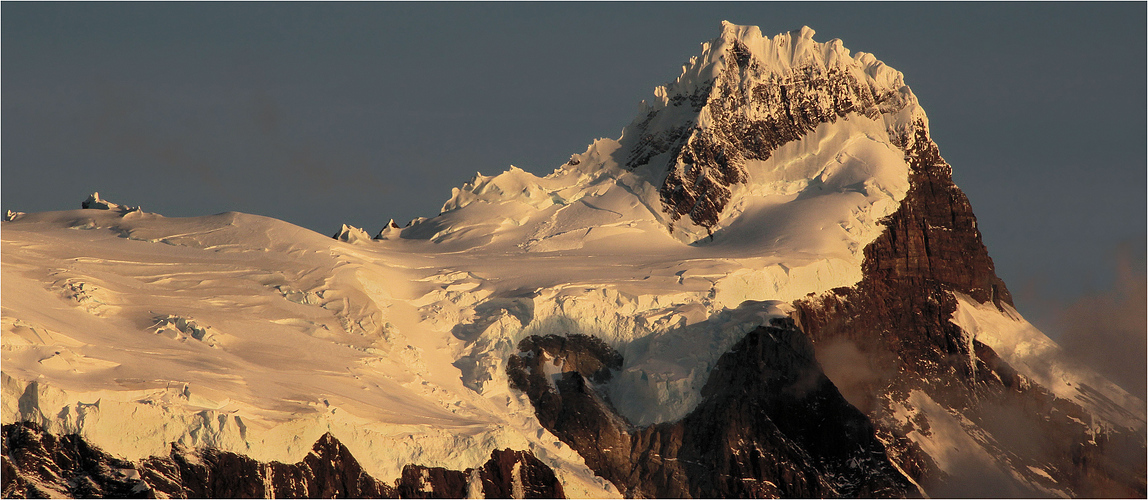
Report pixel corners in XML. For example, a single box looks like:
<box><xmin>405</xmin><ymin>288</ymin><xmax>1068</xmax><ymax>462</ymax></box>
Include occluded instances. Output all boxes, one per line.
<box><xmin>3</xmin><ymin>23</ymin><xmax>1142</xmax><ymax>498</ymax></box>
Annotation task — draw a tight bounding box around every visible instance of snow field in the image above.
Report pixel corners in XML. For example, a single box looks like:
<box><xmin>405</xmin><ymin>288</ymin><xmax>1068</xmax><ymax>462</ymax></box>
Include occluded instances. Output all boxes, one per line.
<box><xmin>1</xmin><ymin>209</ymin><xmax>620</xmax><ymax>497</ymax></box>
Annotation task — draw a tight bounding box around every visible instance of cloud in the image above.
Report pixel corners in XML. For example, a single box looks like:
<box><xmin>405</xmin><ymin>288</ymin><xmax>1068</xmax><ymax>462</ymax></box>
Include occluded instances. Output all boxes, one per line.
<box><xmin>1054</xmin><ymin>241</ymin><xmax>1147</xmax><ymax>396</ymax></box>
<box><xmin>813</xmin><ymin>337</ymin><xmax>895</xmax><ymax>414</ymax></box>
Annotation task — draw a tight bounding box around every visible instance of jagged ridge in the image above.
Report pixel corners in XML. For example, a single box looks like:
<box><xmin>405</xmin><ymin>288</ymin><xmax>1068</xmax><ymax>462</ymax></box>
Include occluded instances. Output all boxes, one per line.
<box><xmin>2</xmin><ymin>422</ymin><xmax>565</xmax><ymax>499</ymax></box>
<box><xmin>620</xmin><ymin>23</ymin><xmax>922</xmax><ymax>234</ymax></box>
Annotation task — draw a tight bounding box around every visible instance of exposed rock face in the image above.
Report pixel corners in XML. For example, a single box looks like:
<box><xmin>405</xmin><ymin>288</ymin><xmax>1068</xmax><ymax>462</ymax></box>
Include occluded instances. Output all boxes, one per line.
<box><xmin>875</xmin><ymin>123</ymin><xmax>1012</xmax><ymax>308</ymax></box>
<box><xmin>507</xmin><ymin>326</ymin><xmax>917</xmax><ymax>498</ymax></box>
<box><xmin>2</xmin><ymin>422</ymin><xmax>564</xmax><ymax>499</ymax></box>
<box><xmin>394</xmin><ymin>449</ymin><xmax>564</xmax><ymax>500</ymax></box>
<box><xmin>796</xmin><ymin>123</ymin><xmax>1012</xmax><ymax>385</ymax></box>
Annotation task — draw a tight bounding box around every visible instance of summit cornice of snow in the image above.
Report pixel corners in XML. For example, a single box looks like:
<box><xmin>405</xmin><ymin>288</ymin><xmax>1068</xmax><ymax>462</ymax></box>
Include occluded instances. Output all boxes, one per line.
<box><xmin>634</xmin><ymin>22</ymin><xmax>919</xmax><ymax>126</ymax></box>
<box><xmin>657</xmin><ymin>22</ymin><xmax>909</xmax><ymax>101</ymax></box>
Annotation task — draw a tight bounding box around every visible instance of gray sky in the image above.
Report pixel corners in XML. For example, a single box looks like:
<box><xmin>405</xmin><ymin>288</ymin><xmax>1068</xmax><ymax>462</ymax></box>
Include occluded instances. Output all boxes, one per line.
<box><xmin>3</xmin><ymin>2</ymin><xmax>1145</xmax><ymax>339</ymax></box>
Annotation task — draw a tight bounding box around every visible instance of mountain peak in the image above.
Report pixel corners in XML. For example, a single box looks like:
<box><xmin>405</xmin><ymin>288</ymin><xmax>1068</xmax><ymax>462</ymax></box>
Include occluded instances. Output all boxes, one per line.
<box><xmin>5</xmin><ymin>22</ymin><xmax>1145</xmax><ymax>499</ymax></box>
<box><xmin>616</xmin><ymin>23</ymin><xmax>928</xmax><ymax>235</ymax></box>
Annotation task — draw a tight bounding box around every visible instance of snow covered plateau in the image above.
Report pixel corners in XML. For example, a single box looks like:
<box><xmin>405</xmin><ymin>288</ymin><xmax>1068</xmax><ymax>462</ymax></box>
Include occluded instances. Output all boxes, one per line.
<box><xmin>3</xmin><ymin>23</ymin><xmax>1144</xmax><ymax>498</ymax></box>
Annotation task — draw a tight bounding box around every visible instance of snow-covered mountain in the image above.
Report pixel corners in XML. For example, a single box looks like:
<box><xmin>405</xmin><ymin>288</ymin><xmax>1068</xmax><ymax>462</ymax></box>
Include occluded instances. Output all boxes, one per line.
<box><xmin>3</xmin><ymin>23</ymin><xmax>1144</xmax><ymax>498</ymax></box>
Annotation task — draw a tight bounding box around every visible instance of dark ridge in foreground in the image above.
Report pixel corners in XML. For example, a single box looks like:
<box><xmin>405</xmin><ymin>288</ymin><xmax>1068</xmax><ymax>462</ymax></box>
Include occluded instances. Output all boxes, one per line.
<box><xmin>1</xmin><ymin>422</ymin><xmax>564</xmax><ymax>499</ymax></box>
<box><xmin>506</xmin><ymin>326</ymin><xmax>917</xmax><ymax>498</ymax></box>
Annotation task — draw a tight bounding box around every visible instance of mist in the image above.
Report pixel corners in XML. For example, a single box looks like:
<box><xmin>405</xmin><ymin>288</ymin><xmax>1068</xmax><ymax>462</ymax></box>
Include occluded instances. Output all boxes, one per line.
<box><xmin>1054</xmin><ymin>242</ymin><xmax>1147</xmax><ymax>397</ymax></box>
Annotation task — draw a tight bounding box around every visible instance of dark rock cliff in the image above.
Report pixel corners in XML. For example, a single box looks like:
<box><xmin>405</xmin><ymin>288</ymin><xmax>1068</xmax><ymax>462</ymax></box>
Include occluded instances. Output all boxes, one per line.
<box><xmin>2</xmin><ymin>422</ymin><xmax>564</xmax><ymax>499</ymax></box>
<box><xmin>506</xmin><ymin>326</ymin><xmax>917</xmax><ymax>498</ymax></box>
<box><xmin>793</xmin><ymin>125</ymin><xmax>1146</xmax><ymax>497</ymax></box>
<box><xmin>795</xmin><ymin>122</ymin><xmax>1013</xmax><ymax>387</ymax></box>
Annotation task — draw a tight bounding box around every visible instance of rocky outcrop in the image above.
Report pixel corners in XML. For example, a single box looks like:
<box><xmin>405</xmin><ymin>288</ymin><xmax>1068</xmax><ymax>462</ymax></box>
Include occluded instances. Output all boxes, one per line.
<box><xmin>80</xmin><ymin>192</ymin><xmax>141</xmax><ymax>213</ymax></box>
<box><xmin>333</xmin><ymin>223</ymin><xmax>374</xmax><ymax>244</ymax></box>
<box><xmin>3</xmin><ymin>422</ymin><xmax>149</xmax><ymax>498</ymax></box>
<box><xmin>507</xmin><ymin>325</ymin><xmax>917</xmax><ymax>498</ymax></box>
<box><xmin>393</xmin><ymin>449</ymin><xmax>564</xmax><ymax>499</ymax></box>
<box><xmin>2</xmin><ymin>422</ymin><xmax>565</xmax><ymax>499</ymax></box>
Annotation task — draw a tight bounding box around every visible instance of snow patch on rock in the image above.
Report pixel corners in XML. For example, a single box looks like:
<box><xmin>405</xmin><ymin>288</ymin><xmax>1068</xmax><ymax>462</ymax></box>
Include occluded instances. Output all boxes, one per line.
<box><xmin>950</xmin><ymin>292</ymin><xmax>1146</xmax><ymax>431</ymax></box>
<box><xmin>333</xmin><ymin>224</ymin><xmax>373</xmax><ymax>244</ymax></box>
